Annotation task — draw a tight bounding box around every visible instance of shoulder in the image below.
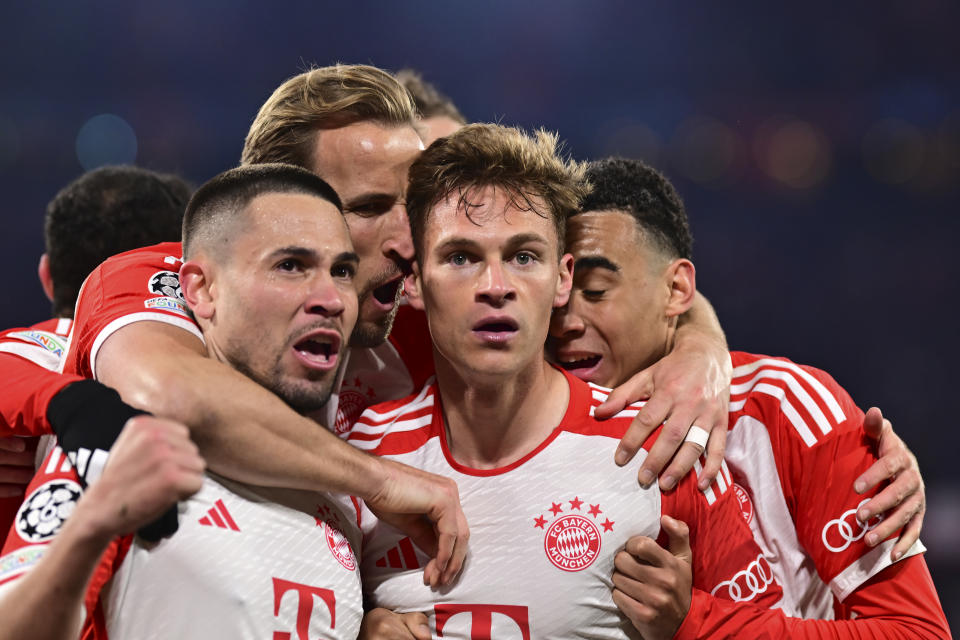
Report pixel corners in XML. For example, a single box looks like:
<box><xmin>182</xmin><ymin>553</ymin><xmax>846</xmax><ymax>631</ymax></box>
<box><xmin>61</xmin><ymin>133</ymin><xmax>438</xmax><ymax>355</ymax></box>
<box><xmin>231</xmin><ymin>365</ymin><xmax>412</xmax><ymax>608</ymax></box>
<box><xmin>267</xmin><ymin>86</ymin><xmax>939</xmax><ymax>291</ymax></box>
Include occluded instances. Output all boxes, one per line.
<box><xmin>557</xmin><ymin>374</ymin><xmax>646</xmax><ymax>442</ymax></box>
<box><xmin>729</xmin><ymin>351</ymin><xmax>860</xmax><ymax>447</ymax></box>
<box><xmin>345</xmin><ymin>379</ymin><xmax>441</xmax><ymax>455</ymax></box>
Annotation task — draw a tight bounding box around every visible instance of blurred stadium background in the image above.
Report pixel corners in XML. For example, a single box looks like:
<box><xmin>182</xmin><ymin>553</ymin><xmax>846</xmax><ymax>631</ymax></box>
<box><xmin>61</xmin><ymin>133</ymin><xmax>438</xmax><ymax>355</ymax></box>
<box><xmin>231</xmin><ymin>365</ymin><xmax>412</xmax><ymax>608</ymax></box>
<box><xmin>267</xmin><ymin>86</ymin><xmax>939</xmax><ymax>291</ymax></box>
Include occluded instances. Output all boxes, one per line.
<box><xmin>1</xmin><ymin>0</ymin><xmax>956</xmax><ymax>625</ymax></box>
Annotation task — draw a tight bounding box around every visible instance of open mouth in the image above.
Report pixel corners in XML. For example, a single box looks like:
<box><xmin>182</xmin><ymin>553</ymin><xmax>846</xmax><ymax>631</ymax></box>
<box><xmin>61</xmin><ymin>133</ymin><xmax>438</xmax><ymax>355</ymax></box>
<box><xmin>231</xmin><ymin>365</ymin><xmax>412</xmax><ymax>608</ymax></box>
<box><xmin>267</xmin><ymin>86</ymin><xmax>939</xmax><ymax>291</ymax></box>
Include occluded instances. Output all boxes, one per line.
<box><xmin>557</xmin><ymin>354</ymin><xmax>602</xmax><ymax>374</ymax></box>
<box><xmin>472</xmin><ymin>318</ymin><xmax>519</xmax><ymax>344</ymax></box>
<box><xmin>372</xmin><ymin>277</ymin><xmax>403</xmax><ymax>306</ymax></box>
<box><xmin>293</xmin><ymin>331</ymin><xmax>341</xmax><ymax>370</ymax></box>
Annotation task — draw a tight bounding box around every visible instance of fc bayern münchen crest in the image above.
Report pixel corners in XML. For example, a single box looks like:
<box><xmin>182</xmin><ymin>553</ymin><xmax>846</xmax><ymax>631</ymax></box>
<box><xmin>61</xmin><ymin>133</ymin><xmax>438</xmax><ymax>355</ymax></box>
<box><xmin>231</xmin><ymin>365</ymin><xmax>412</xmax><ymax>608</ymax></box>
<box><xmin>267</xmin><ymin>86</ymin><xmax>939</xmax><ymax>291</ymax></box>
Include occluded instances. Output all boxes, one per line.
<box><xmin>324</xmin><ymin>519</ymin><xmax>357</xmax><ymax>571</ymax></box>
<box><xmin>148</xmin><ymin>270</ymin><xmax>183</xmax><ymax>300</ymax></box>
<box><xmin>535</xmin><ymin>497</ymin><xmax>612</xmax><ymax>572</ymax></box>
<box><xmin>16</xmin><ymin>479</ymin><xmax>82</xmax><ymax>543</ymax></box>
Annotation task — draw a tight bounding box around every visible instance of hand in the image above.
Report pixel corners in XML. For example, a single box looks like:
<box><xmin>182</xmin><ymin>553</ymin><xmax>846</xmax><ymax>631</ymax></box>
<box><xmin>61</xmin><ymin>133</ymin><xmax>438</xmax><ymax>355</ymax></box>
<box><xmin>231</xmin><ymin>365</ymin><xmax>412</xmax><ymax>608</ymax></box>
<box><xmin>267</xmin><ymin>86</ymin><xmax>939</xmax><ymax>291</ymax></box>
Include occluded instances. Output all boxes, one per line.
<box><xmin>595</xmin><ymin>333</ymin><xmax>731</xmax><ymax>491</ymax></box>
<box><xmin>78</xmin><ymin>416</ymin><xmax>205</xmax><ymax>539</ymax></box>
<box><xmin>854</xmin><ymin>407</ymin><xmax>925</xmax><ymax>561</ymax></box>
<box><xmin>612</xmin><ymin>515</ymin><xmax>693</xmax><ymax>640</ymax></box>
<box><xmin>365</xmin><ymin>457</ymin><xmax>469</xmax><ymax>589</ymax></box>
<box><xmin>0</xmin><ymin>436</ymin><xmax>38</xmax><ymax>498</ymax></box>
<box><xmin>359</xmin><ymin>608</ymin><xmax>431</xmax><ymax>640</ymax></box>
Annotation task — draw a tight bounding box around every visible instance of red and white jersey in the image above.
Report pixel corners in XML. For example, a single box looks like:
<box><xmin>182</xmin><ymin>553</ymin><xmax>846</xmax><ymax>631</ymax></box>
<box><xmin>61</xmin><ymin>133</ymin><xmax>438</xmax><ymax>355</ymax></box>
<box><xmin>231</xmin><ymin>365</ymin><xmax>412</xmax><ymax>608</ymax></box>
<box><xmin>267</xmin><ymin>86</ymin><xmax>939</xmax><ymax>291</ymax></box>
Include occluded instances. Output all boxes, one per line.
<box><xmin>348</xmin><ymin>370</ymin><xmax>783</xmax><ymax>639</ymax></box>
<box><xmin>62</xmin><ymin>242</ymin><xmax>434</xmax><ymax>433</ymax></box>
<box><xmin>0</xmin><ymin>446</ymin><xmax>364</xmax><ymax>639</ymax></box>
<box><xmin>0</xmin><ymin>317</ymin><xmax>72</xmax><ymax>373</ymax></box>
<box><xmin>723</xmin><ymin>351</ymin><xmax>925</xmax><ymax>618</ymax></box>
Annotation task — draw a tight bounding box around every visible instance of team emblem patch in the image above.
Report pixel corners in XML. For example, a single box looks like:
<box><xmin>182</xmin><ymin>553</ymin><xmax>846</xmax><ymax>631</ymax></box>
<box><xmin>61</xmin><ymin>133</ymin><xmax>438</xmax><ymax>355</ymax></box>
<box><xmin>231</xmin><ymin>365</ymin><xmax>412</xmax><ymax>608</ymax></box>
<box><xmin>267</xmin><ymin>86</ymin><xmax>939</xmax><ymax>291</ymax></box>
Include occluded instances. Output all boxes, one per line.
<box><xmin>534</xmin><ymin>496</ymin><xmax>613</xmax><ymax>572</ymax></box>
<box><xmin>315</xmin><ymin>503</ymin><xmax>357</xmax><ymax>570</ymax></box>
<box><xmin>732</xmin><ymin>483</ymin><xmax>754</xmax><ymax>525</ymax></box>
<box><xmin>16</xmin><ymin>479</ymin><xmax>82</xmax><ymax>543</ymax></box>
<box><xmin>148</xmin><ymin>270</ymin><xmax>183</xmax><ymax>300</ymax></box>
<box><xmin>335</xmin><ymin>378</ymin><xmax>378</xmax><ymax>435</ymax></box>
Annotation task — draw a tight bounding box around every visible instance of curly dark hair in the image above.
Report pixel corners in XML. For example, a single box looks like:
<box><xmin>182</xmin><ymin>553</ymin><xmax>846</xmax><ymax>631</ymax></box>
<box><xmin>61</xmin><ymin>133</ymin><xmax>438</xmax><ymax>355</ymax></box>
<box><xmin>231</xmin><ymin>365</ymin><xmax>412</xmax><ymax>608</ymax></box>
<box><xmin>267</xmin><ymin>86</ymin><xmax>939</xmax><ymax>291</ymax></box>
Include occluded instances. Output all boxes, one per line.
<box><xmin>580</xmin><ymin>157</ymin><xmax>692</xmax><ymax>260</ymax></box>
<box><xmin>45</xmin><ymin>166</ymin><xmax>192</xmax><ymax>317</ymax></box>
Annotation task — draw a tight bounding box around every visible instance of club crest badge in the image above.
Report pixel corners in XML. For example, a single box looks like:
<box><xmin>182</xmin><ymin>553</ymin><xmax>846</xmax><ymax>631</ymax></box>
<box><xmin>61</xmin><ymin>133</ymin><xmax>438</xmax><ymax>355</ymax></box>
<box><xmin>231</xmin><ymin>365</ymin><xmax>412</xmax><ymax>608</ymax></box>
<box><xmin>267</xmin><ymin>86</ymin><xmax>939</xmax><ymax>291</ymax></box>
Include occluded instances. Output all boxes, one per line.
<box><xmin>534</xmin><ymin>496</ymin><xmax>613</xmax><ymax>572</ymax></box>
<box><xmin>316</xmin><ymin>503</ymin><xmax>357</xmax><ymax>571</ymax></box>
<box><xmin>732</xmin><ymin>483</ymin><xmax>754</xmax><ymax>525</ymax></box>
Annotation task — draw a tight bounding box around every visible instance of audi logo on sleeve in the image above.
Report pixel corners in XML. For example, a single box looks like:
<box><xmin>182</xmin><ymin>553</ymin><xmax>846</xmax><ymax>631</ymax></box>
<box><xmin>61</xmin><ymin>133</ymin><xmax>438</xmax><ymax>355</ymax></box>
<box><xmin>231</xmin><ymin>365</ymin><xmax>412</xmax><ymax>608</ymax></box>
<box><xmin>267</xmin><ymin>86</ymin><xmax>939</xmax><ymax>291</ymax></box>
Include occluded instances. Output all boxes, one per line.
<box><xmin>710</xmin><ymin>553</ymin><xmax>776</xmax><ymax>602</ymax></box>
<box><xmin>821</xmin><ymin>498</ymin><xmax>882</xmax><ymax>553</ymax></box>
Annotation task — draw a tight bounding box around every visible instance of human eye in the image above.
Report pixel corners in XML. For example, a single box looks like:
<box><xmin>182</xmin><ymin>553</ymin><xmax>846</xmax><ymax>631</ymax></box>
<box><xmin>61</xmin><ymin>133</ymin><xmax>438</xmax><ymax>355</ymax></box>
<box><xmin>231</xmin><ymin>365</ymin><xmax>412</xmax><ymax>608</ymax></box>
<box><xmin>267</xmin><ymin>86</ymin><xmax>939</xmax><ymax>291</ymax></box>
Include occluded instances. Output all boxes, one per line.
<box><xmin>513</xmin><ymin>251</ymin><xmax>538</xmax><ymax>266</ymax></box>
<box><xmin>582</xmin><ymin>289</ymin><xmax>606</xmax><ymax>301</ymax></box>
<box><xmin>332</xmin><ymin>262</ymin><xmax>356</xmax><ymax>280</ymax></box>
<box><xmin>346</xmin><ymin>198</ymin><xmax>394</xmax><ymax>218</ymax></box>
<box><xmin>276</xmin><ymin>258</ymin><xmax>303</xmax><ymax>273</ymax></box>
<box><xmin>448</xmin><ymin>252</ymin><xmax>469</xmax><ymax>266</ymax></box>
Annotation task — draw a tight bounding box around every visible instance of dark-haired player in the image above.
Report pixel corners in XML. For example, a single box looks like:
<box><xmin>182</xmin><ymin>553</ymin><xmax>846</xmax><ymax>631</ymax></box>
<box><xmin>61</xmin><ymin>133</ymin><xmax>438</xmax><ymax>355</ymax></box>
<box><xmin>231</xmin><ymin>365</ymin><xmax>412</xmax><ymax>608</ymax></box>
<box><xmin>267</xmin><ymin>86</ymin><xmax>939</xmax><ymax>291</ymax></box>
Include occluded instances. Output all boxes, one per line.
<box><xmin>548</xmin><ymin>157</ymin><xmax>948</xmax><ymax>638</ymax></box>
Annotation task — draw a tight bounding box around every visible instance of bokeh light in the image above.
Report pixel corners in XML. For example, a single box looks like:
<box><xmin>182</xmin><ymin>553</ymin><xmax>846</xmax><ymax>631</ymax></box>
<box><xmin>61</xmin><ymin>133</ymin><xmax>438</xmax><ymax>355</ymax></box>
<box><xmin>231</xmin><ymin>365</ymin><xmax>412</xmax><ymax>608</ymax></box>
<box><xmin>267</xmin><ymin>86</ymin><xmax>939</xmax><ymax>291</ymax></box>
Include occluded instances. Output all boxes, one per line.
<box><xmin>669</xmin><ymin>116</ymin><xmax>742</xmax><ymax>186</ymax></box>
<box><xmin>75</xmin><ymin>113</ymin><xmax>138</xmax><ymax>170</ymax></box>
<box><xmin>755</xmin><ymin>118</ymin><xmax>832</xmax><ymax>190</ymax></box>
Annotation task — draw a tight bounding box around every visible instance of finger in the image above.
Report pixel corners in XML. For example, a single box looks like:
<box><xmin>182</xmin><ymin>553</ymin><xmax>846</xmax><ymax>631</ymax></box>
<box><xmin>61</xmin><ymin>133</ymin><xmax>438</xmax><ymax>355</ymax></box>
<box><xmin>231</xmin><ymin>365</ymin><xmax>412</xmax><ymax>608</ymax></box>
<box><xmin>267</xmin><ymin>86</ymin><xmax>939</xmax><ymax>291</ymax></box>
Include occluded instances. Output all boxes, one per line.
<box><xmin>612</xmin><ymin>587</ymin><xmax>655</xmax><ymax>628</ymax></box>
<box><xmin>698</xmin><ymin>424</ymin><xmax>727</xmax><ymax>491</ymax></box>
<box><xmin>622</xmin><ymin>535</ymin><xmax>673</xmax><ymax>568</ymax></box>
<box><xmin>0</xmin><ymin>467</ymin><xmax>35</xmax><ymax>484</ymax></box>
<box><xmin>0</xmin><ymin>483</ymin><xmax>29</xmax><ymax>498</ymax></box>
<box><xmin>635</xmin><ymin>401</ymin><xmax>685</xmax><ymax>487</ymax></box>
<box><xmin>891</xmin><ymin>509</ymin><xmax>924</xmax><ymax>561</ymax></box>
<box><xmin>857</xmin><ymin>468</ymin><xmax>919</xmax><ymax>521</ymax></box>
<box><xmin>861</xmin><ymin>407</ymin><xmax>885</xmax><ymax>441</ymax></box>
<box><xmin>661</xmin><ymin>515</ymin><xmax>692</xmax><ymax>564</ymax></box>
<box><xmin>864</xmin><ymin>492</ymin><xmax>924</xmax><ymax>547</ymax></box>
<box><xmin>0</xmin><ymin>450</ymin><xmax>37</xmax><ymax>467</ymax></box>
<box><xmin>659</xmin><ymin>442</ymin><xmax>704</xmax><ymax>491</ymax></box>
<box><xmin>595</xmin><ymin>370</ymin><xmax>653</xmax><ymax>420</ymax></box>
<box><xmin>854</xmin><ymin>450</ymin><xmax>908</xmax><ymax>495</ymax></box>
<box><xmin>401</xmin><ymin>612</ymin><xmax>432</xmax><ymax>640</ymax></box>
<box><xmin>0</xmin><ymin>437</ymin><xmax>26</xmax><ymax>453</ymax></box>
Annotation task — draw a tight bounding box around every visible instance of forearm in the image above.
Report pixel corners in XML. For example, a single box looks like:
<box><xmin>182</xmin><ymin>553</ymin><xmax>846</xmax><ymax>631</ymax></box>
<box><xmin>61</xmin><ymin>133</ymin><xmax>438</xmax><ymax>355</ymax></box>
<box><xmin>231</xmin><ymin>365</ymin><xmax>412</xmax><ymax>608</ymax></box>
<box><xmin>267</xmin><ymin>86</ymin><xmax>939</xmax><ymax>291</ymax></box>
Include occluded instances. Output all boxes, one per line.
<box><xmin>1</xmin><ymin>355</ymin><xmax>78</xmax><ymax>436</ymax></box>
<box><xmin>95</xmin><ymin>327</ymin><xmax>385</xmax><ymax>499</ymax></box>
<box><xmin>675</xmin><ymin>557</ymin><xmax>949</xmax><ymax>640</ymax></box>
<box><xmin>673</xmin><ymin>292</ymin><xmax>727</xmax><ymax>351</ymax></box>
<box><xmin>0</xmin><ymin>509</ymin><xmax>112</xmax><ymax>640</ymax></box>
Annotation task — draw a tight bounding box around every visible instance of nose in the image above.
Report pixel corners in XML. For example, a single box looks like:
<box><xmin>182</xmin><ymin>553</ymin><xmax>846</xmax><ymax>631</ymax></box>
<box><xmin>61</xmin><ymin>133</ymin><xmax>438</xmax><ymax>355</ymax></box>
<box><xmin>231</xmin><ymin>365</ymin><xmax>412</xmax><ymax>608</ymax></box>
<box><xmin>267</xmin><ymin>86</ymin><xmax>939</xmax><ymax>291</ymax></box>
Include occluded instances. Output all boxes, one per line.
<box><xmin>381</xmin><ymin>204</ymin><xmax>415</xmax><ymax>266</ymax></box>
<box><xmin>549</xmin><ymin>298</ymin><xmax>585</xmax><ymax>339</ymax></box>
<box><xmin>305</xmin><ymin>275</ymin><xmax>345</xmax><ymax>317</ymax></box>
<box><xmin>476</xmin><ymin>261</ymin><xmax>516</xmax><ymax>307</ymax></box>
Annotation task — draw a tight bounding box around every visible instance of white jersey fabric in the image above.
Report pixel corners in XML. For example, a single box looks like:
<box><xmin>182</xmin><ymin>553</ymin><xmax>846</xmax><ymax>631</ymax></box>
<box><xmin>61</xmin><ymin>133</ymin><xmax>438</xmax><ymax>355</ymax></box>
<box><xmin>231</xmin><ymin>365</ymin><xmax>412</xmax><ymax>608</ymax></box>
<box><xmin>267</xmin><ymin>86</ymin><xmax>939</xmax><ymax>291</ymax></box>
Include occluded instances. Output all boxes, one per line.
<box><xmin>348</xmin><ymin>369</ymin><xmax>783</xmax><ymax>639</ymax></box>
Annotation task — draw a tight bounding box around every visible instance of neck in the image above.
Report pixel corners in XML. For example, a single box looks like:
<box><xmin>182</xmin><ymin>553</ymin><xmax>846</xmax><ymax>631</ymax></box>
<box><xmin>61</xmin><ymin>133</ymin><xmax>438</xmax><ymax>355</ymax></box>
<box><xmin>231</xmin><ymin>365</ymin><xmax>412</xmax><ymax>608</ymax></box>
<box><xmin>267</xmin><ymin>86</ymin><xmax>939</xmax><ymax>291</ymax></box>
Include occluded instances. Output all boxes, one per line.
<box><xmin>434</xmin><ymin>351</ymin><xmax>570</xmax><ymax>469</ymax></box>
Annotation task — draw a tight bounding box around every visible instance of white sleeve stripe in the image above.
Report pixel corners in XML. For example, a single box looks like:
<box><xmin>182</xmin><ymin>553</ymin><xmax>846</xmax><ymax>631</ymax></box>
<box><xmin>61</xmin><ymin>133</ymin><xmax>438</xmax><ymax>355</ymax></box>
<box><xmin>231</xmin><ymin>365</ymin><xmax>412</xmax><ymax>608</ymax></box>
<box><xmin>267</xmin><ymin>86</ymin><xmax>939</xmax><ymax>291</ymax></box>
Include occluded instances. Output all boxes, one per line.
<box><xmin>733</xmin><ymin>359</ymin><xmax>845</xmax><ymax>423</ymax></box>
<box><xmin>753</xmin><ymin>383</ymin><xmax>820</xmax><ymax>446</ymax></box>
<box><xmin>715</xmin><ymin>467</ymin><xmax>728</xmax><ymax>493</ymax></box>
<box><xmin>355</xmin><ymin>386</ymin><xmax>435</xmax><ymax>422</ymax></box>
<box><xmin>588</xmin><ymin>407</ymin><xmax>640</xmax><ymax>419</ymax></box>
<box><xmin>693</xmin><ymin>459</ymin><xmax>717</xmax><ymax>504</ymax></box>
<box><xmin>734</xmin><ymin>370</ymin><xmax>835</xmax><ymax>436</ymax></box>
<box><xmin>0</xmin><ymin>342</ymin><xmax>60</xmax><ymax>370</ymax></box>
<box><xmin>89</xmin><ymin>313</ymin><xmax>204</xmax><ymax>380</ymax></box>
<box><xmin>350</xmin><ymin>414</ymin><xmax>433</xmax><ymax>436</ymax></box>
<box><xmin>44</xmin><ymin>447</ymin><xmax>64</xmax><ymax>474</ymax></box>
<box><xmin>829</xmin><ymin>539</ymin><xmax>926</xmax><ymax>601</ymax></box>
<box><xmin>591</xmin><ymin>389</ymin><xmax>609</xmax><ymax>402</ymax></box>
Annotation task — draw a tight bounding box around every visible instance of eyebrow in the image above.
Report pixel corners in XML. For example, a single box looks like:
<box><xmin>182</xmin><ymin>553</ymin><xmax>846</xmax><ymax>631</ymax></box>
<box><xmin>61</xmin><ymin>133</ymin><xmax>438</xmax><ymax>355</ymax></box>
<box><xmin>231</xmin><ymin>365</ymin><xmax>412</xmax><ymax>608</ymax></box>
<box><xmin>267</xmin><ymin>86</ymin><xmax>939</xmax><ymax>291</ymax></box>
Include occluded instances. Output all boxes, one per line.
<box><xmin>267</xmin><ymin>246</ymin><xmax>359</xmax><ymax>265</ymax></box>
<box><xmin>574</xmin><ymin>255</ymin><xmax>620</xmax><ymax>272</ymax></box>
<box><xmin>433</xmin><ymin>232</ymin><xmax>551</xmax><ymax>255</ymax></box>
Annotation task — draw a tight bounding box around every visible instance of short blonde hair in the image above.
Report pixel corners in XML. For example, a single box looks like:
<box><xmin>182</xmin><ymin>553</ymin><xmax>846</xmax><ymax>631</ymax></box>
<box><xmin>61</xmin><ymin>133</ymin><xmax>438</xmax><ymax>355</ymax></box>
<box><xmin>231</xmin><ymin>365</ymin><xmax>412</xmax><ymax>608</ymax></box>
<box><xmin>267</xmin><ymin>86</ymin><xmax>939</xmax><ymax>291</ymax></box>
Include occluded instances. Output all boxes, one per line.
<box><xmin>241</xmin><ymin>64</ymin><xmax>418</xmax><ymax>169</ymax></box>
<box><xmin>406</xmin><ymin>123</ymin><xmax>589</xmax><ymax>259</ymax></box>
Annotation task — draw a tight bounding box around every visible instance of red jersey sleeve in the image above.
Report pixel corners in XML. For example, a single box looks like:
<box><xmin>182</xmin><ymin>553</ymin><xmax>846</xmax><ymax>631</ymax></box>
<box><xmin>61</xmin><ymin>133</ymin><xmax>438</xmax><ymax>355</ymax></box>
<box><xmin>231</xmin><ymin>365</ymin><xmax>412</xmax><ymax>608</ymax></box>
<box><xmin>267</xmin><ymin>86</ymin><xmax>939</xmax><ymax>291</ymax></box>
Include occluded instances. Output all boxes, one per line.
<box><xmin>661</xmin><ymin>458</ymin><xmax>784</xmax><ymax>610</ymax></box>
<box><xmin>674</xmin><ymin>555</ymin><xmax>950</xmax><ymax>639</ymax></box>
<box><xmin>0</xmin><ymin>353</ymin><xmax>79</xmax><ymax>437</ymax></box>
<box><xmin>730</xmin><ymin>352</ymin><xmax>921</xmax><ymax>601</ymax></box>
<box><xmin>0</xmin><ymin>446</ymin><xmax>84</xmax><ymax>588</ymax></box>
<box><xmin>63</xmin><ymin>241</ymin><xmax>202</xmax><ymax>379</ymax></box>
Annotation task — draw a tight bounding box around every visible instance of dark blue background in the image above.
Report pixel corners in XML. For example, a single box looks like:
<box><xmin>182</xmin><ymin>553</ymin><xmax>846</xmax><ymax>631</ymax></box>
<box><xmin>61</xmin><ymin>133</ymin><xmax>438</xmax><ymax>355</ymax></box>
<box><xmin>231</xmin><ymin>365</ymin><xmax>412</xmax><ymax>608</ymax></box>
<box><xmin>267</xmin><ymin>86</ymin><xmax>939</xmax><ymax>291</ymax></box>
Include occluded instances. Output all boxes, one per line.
<box><xmin>2</xmin><ymin>0</ymin><xmax>957</xmax><ymax>624</ymax></box>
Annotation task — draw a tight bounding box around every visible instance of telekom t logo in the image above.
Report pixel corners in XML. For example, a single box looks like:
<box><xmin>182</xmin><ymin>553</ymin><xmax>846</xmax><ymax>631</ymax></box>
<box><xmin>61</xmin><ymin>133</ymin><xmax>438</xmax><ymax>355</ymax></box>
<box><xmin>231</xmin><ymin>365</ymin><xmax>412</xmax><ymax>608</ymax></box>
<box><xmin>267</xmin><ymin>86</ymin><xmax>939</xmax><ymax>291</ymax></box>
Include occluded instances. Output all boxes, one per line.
<box><xmin>272</xmin><ymin>577</ymin><xmax>336</xmax><ymax>640</ymax></box>
<box><xmin>435</xmin><ymin>603</ymin><xmax>531</xmax><ymax>639</ymax></box>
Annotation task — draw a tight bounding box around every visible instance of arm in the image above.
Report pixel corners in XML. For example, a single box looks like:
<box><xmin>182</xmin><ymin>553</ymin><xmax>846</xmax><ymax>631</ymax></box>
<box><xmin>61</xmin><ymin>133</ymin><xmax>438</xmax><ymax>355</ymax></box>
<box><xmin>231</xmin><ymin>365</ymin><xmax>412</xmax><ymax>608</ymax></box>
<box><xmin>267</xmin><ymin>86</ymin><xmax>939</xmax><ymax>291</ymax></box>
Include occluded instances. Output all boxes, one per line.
<box><xmin>0</xmin><ymin>416</ymin><xmax>204</xmax><ymax>640</ymax></box>
<box><xmin>853</xmin><ymin>407</ymin><xmax>925</xmax><ymax>560</ymax></box>
<box><xmin>595</xmin><ymin>292</ymin><xmax>732</xmax><ymax>490</ymax></box>
<box><xmin>94</xmin><ymin>322</ymin><xmax>467</xmax><ymax>586</ymax></box>
<box><xmin>613</xmin><ymin>529</ymin><xmax>950</xmax><ymax>640</ymax></box>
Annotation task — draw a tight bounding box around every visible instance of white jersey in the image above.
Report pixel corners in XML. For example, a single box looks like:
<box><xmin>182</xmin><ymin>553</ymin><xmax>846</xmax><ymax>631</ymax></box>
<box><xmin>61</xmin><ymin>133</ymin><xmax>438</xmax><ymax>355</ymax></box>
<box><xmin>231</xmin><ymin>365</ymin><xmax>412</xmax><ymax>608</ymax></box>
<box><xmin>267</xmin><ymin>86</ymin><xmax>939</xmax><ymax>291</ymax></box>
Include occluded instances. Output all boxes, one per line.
<box><xmin>723</xmin><ymin>352</ymin><xmax>925</xmax><ymax>618</ymax></box>
<box><xmin>348</xmin><ymin>370</ymin><xmax>783</xmax><ymax>639</ymax></box>
<box><xmin>99</xmin><ymin>474</ymin><xmax>364</xmax><ymax>639</ymax></box>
